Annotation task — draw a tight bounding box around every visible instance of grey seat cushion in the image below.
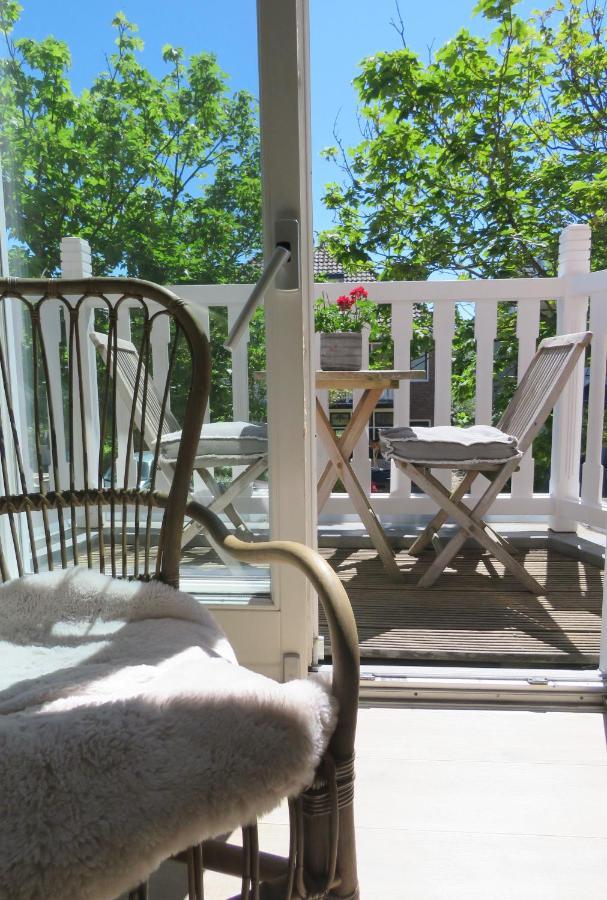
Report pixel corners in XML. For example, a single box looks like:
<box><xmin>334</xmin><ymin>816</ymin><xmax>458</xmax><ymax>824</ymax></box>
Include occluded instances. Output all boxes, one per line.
<box><xmin>380</xmin><ymin>424</ymin><xmax>519</xmax><ymax>465</ymax></box>
<box><xmin>160</xmin><ymin>420</ymin><xmax>268</xmax><ymax>462</ymax></box>
<box><xmin>0</xmin><ymin>568</ymin><xmax>335</xmax><ymax>900</ymax></box>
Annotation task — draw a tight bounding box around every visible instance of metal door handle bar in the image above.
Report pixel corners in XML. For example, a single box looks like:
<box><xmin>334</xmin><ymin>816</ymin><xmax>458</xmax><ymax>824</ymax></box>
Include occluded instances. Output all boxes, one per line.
<box><xmin>224</xmin><ymin>244</ymin><xmax>291</xmax><ymax>351</ymax></box>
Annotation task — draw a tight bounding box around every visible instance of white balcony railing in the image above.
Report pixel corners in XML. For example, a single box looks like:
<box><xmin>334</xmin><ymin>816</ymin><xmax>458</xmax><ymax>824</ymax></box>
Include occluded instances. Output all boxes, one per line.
<box><xmin>60</xmin><ymin>226</ymin><xmax>606</xmax><ymax>535</ymax></box>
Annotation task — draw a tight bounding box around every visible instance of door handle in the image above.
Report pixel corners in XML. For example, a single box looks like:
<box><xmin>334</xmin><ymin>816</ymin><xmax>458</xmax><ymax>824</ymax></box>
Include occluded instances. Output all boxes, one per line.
<box><xmin>224</xmin><ymin>218</ymin><xmax>300</xmax><ymax>351</ymax></box>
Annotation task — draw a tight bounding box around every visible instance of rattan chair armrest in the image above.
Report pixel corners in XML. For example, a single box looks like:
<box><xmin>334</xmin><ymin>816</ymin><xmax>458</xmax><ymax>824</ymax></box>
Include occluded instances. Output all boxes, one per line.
<box><xmin>185</xmin><ymin>499</ymin><xmax>360</xmax><ymax>760</ymax></box>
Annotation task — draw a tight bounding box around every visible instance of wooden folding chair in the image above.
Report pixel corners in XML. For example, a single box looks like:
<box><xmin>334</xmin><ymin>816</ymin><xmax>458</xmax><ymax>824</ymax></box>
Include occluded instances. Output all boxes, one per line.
<box><xmin>90</xmin><ymin>332</ymin><xmax>268</xmax><ymax>549</ymax></box>
<box><xmin>382</xmin><ymin>332</ymin><xmax>592</xmax><ymax>593</ymax></box>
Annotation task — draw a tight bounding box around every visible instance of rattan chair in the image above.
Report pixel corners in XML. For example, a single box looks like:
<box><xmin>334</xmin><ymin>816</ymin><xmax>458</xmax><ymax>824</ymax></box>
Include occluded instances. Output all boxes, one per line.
<box><xmin>0</xmin><ymin>277</ymin><xmax>359</xmax><ymax>900</ymax></box>
<box><xmin>381</xmin><ymin>331</ymin><xmax>592</xmax><ymax>593</ymax></box>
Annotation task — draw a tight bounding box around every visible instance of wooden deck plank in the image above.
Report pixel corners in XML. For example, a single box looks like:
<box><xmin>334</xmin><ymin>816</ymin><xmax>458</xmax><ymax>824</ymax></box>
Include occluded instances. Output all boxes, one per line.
<box><xmin>86</xmin><ymin>539</ymin><xmax>603</xmax><ymax>666</ymax></box>
<box><xmin>319</xmin><ymin>547</ymin><xmax>604</xmax><ymax>666</ymax></box>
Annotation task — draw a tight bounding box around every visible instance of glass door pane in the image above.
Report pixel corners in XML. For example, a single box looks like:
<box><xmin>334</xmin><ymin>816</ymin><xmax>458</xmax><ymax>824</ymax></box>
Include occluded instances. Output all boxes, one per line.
<box><xmin>1</xmin><ymin>1</ymin><xmax>271</xmax><ymax>602</ymax></box>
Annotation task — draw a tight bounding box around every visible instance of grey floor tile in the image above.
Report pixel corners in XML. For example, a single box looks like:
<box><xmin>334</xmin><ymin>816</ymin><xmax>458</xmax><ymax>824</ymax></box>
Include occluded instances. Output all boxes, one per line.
<box><xmin>355</xmin><ymin>828</ymin><xmax>607</xmax><ymax>900</ymax></box>
<box><xmin>134</xmin><ymin>706</ymin><xmax>607</xmax><ymax>898</ymax></box>
<box><xmin>355</xmin><ymin>707</ymin><xmax>607</xmax><ymax>766</ymax></box>
<box><xmin>354</xmin><ymin>754</ymin><xmax>607</xmax><ymax>837</ymax></box>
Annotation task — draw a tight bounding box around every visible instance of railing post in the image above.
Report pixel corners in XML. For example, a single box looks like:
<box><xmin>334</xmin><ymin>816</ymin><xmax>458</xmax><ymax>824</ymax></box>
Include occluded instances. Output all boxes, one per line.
<box><xmin>472</xmin><ymin>301</ymin><xmax>498</xmax><ymax>501</ymax></box>
<box><xmin>227</xmin><ymin>303</ymin><xmax>251</xmax><ymax>489</ymax></box>
<box><xmin>227</xmin><ymin>304</ymin><xmax>250</xmax><ymax>422</ymax></box>
<box><xmin>60</xmin><ymin>237</ymin><xmax>99</xmax><ymax>488</ymax></box>
<box><xmin>581</xmin><ymin>291</ymin><xmax>607</xmax><ymax>507</ymax></box>
<box><xmin>40</xmin><ymin>299</ymin><xmax>69</xmax><ymax>490</ymax></box>
<box><xmin>601</xmin><ymin>554</ymin><xmax>607</xmax><ymax>677</ymax></box>
<box><xmin>194</xmin><ymin>301</ymin><xmax>211</xmax><ymax>424</ymax></box>
<box><xmin>433</xmin><ymin>301</ymin><xmax>456</xmax><ymax>489</ymax></box>
<box><xmin>315</xmin><ymin>329</ymin><xmax>329</xmax><ymax>482</ymax></box>
<box><xmin>60</xmin><ymin>236</ymin><xmax>92</xmax><ymax>280</ymax></box>
<box><xmin>549</xmin><ymin>224</ymin><xmax>591</xmax><ymax>531</ymax></box>
<box><xmin>352</xmin><ymin>324</ymin><xmax>371</xmax><ymax>494</ymax></box>
<box><xmin>0</xmin><ymin>159</ymin><xmax>25</xmax><ymax>575</ymax></box>
<box><xmin>390</xmin><ymin>300</ymin><xmax>413</xmax><ymax>498</ymax></box>
<box><xmin>511</xmin><ymin>300</ymin><xmax>541</xmax><ymax>499</ymax></box>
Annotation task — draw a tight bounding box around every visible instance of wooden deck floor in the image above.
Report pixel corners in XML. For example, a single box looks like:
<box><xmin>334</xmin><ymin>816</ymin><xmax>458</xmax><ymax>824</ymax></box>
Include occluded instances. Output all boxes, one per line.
<box><xmin>319</xmin><ymin>546</ymin><xmax>604</xmax><ymax>667</ymax></box>
<box><xmin>91</xmin><ymin>533</ymin><xmax>604</xmax><ymax>667</ymax></box>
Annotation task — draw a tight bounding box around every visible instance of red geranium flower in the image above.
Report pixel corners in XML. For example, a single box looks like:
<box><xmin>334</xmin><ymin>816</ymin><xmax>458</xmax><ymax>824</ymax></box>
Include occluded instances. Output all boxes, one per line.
<box><xmin>349</xmin><ymin>285</ymin><xmax>368</xmax><ymax>301</ymax></box>
<box><xmin>337</xmin><ymin>294</ymin><xmax>355</xmax><ymax>310</ymax></box>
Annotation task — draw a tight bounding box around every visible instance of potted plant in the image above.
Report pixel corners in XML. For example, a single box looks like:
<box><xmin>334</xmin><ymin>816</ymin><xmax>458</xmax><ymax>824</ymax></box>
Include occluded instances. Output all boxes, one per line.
<box><xmin>314</xmin><ymin>286</ymin><xmax>377</xmax><ymax>370</ymax></box>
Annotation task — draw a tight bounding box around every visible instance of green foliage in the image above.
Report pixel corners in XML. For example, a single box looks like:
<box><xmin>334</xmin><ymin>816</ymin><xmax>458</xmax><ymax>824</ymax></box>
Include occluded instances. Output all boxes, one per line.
<box><xmin>0</xmin><ymin>3</ymin><xmax>262</xmax><ymax>421</ymax></box>
<box><xmin>0</xmin><ymin>5</ymin><xmax>261</xmax><ymax>282</ymax></box>
<box><xmin>321</xmin><ymin>0</ymin><xmax>607</xmax><ymax>278</ymax></box>
<box><xmin>319</xmin><ymin>0</ymin><xmax>605</xmax><ymax>488</ymax></box>
<box><xmin>247</xmin><ymin>306</ymin><xmax>267</xmax><ymax>423</ymax></box>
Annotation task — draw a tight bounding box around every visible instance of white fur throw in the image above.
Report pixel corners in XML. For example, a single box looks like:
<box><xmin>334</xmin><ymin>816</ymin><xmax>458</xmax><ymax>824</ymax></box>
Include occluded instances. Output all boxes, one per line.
<box><xmin>0</xmin><ymin>568</ymin><xmax>336</xmax><ymax>900</ymax></box>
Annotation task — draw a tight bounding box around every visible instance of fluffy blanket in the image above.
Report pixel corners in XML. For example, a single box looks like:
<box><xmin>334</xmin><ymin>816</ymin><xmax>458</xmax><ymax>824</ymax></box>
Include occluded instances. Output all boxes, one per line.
<box><xmin>0</xmin><ymin>568</ymin><xmax>336</xmax><ymax>900</ymax></box>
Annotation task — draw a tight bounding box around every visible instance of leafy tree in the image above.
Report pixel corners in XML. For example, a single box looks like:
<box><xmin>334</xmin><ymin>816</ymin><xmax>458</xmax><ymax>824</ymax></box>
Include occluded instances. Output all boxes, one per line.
<box><xmin>321</xmin><ymin>0</ymin><xmax>607</xmax><ymax>278</ymax></box>
<box><xmin>0</xmin><ymin>3</ymin><xmax>261</xmax><ymax>281</ymax></box>
<box><xmin>0</xmin><ymin>1</ymin><xmax>262</xmax><ymax>420</ymax></box>
<box><xmin>320</xmin><ymin>0</ymin><xmax>607</xmax><ymax>488</ymax></box>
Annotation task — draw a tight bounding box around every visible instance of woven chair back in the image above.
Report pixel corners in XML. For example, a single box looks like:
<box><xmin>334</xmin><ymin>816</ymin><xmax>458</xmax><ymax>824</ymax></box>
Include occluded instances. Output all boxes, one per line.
<box><xmin>0</xmin><ymin>278</ymin><xmax>209</xmax><ymax>586</ymax></box>
<box><xmin>498</xmin><ymin>331</ymin><xmax>591</xmax><ymax>452</ymax></box>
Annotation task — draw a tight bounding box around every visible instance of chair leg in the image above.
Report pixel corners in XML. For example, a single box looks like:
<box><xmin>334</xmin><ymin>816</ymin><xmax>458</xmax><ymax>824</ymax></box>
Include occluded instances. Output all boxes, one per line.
<box><xmin>416</xmin><ymin>488</ymin><xmax>518</xmax><ymax>556</ymax></box>
<box><xmin>186</xmin><ymin>844</ymin><xmax>204</xmax><ymax>900</ymax></box>
<box><xmin>408</xmin><ymin>470</ymin><xmax>478</xmax><ymax>556</ymax></box>
<box><xmin>401</xmin><ymin>460</ymin><xmax>544</xmax><ymax>594</ymax></box>
<box><xmin>482</xmin><ymin>520</ymin><xmax>520</xmax><ymax>554</ymax></box>
<box><xmin>301</xmin><ymin>756</ymin><xmax>359</xmax><ymax>900</ymax></box>
<box><xmin>421</xmin><ymin>520</ymin><xmax>543</xmax><ymax>594</ymax></box>
<box><xmin>181</xmin><ymin>458</ymin><xmax>268</xmax><ymax>550</ymax></box>
<box><xmin>128</xmin><ymin>884</ymin><xmax>148</xmax><ymax>900</ymax></box>
<box><xmin>241</xmin><ymin>825</ymin><xmax>260</xmax><ymax>900</ymax></box>
<box><xmin>198</xmin><ymin>468</ymin><xmax>252</xmax><ymax>534</ymax></box>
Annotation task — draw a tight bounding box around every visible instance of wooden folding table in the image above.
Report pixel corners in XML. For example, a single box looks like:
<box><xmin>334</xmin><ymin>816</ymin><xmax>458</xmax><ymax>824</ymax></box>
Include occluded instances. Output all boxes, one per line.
<box><xmin>316</xmin><ymin>369</ymin><xmax>424</xmax><ymax>579</ymax></box>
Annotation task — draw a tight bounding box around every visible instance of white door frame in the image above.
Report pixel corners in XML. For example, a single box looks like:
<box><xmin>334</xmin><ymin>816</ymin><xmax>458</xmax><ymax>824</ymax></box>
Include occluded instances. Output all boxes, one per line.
<box><xmin>210</xmin><ymin>0</ymin><xmax>317</xmax><ymax>680</ymax></box>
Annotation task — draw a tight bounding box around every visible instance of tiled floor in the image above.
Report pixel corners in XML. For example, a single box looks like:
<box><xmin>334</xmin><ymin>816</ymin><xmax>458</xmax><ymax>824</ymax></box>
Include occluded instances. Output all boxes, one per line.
<box><xmin>351</xmin><ymin>705</ymin><xmax>607</xmax><ymax>899</ymax></box>
<box><xmin>145</xmin><ymin>705</ymin><xmax>607</xmax><ymax>899</ymax></box>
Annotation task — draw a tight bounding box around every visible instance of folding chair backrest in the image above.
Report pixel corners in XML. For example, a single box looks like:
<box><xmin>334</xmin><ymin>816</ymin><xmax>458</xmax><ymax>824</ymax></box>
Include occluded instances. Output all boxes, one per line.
<box><xmin>90</xmin><ymin>331</ymin><xmax>181</xmax><ymax>448</ymax></box>
<box><xmin>498</xmin><ymin>331</ymin><xmax>592</xmax><ymax>452</ymax></box>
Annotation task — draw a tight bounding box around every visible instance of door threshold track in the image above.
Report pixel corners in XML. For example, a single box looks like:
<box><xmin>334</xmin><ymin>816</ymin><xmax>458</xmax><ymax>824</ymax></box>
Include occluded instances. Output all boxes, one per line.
<box><xmin>317</xmin><ymin>664</ymin><xmax>607</xmax><ymax>709</ymax></box>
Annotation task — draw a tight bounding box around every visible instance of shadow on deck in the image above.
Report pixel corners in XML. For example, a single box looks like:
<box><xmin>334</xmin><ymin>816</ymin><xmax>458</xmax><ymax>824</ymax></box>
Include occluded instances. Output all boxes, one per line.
<box><xmin>319</xmin><ymin>546</ymin><xmax>604</xmax><ymax>667</ymax></box>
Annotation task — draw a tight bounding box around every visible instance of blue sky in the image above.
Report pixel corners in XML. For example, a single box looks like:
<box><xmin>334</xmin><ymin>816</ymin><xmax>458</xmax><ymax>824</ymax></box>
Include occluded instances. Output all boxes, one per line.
<box><xmin>11</xmin><ymin>0</ymin><xmax>540</xmax><ymax>236</ymax></box>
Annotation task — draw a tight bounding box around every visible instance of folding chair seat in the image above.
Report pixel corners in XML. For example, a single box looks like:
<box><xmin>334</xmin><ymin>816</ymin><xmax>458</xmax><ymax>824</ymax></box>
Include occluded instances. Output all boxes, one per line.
<box><xmin>381</xmin><ymin>332</ymin><xmax>592</xmax><ymax>593</ymax></box>
<box><xmin>0</xmin><ymin>277</ymin><xmax>359</xmax><ymax>900</ymax></box>
<box><xmin>90</xmin><ymin>332</ymin><xmax>268</xmax><ymax>548</ymax></box>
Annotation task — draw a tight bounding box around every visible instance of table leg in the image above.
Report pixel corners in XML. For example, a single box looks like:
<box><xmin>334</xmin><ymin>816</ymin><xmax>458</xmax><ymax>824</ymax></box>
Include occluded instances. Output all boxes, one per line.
<box><xmin>317</xmin><ymin>389</ymin><xmax>382</xmax><ymax>511</ymax></box>
<box><xmin>316</xmin><ymin>401</ymin><xmax>400</xmax><ymax>579</ymax></box>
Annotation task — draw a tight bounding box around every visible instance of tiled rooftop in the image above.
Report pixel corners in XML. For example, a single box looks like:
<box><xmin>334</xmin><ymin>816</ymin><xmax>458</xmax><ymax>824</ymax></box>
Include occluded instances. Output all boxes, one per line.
<box><xmin>314</xmin><ymin>245</ymin><xmax>376</xmax><ymax>282</ymax></box>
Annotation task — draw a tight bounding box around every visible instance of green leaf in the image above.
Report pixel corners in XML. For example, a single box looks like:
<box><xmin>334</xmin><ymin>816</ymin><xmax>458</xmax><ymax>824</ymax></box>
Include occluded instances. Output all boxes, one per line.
<box><xmin>473</xmin><ymin>0</ymin><xmax>521</xmax><ymax>20</ymax></box>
